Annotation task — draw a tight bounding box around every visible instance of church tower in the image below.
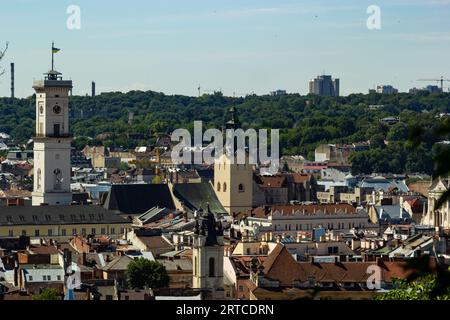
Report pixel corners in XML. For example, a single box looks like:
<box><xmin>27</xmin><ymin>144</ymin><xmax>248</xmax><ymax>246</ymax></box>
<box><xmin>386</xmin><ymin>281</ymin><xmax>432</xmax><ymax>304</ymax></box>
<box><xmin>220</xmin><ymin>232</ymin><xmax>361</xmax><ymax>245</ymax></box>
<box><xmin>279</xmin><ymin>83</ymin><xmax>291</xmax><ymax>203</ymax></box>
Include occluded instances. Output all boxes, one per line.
<box><xmin>192</xmin><ymin>206</ymin><xmax>224</xmax><ymax>299</ymax></box>
<box><xmin>32</xmin><ymin>46</ymin><xmax>72</xmax><ymax>206</ymax></box>
<box><xmin>214</xmin><ymin>107</ymin><xmax>253</xmax><ymax>215</ymax></box>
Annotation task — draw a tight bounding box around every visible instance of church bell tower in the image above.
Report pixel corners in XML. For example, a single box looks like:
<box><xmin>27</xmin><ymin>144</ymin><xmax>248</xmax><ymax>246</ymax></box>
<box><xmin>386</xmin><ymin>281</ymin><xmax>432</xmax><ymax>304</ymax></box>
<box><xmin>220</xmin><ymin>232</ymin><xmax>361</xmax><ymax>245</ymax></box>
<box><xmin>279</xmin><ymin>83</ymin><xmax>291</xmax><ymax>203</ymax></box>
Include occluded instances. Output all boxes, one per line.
<box><xmin>32</xmin><ymin>44</ymin><xmax>72</xmax><ymax>206</ymax></box>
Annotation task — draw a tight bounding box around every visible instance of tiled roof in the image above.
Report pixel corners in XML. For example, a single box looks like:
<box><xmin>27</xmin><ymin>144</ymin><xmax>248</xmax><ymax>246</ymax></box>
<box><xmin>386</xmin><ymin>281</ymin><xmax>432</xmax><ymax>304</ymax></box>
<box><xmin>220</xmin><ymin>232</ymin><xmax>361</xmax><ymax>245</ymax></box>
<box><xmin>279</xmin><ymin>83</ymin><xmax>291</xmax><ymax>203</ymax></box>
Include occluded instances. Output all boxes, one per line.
<box><xmin>262</xmin><ymin>245</ymin><xmax>416</xmax><ymax>287</ymax></box>
<box><xmin>103</xmin><ymin>184</ymin><xmax>175</xmax><ymax>214</ymax></box>
<box><xmin>172</xmin><ymin>183</ymin><xmax>227</xmax><ymax>216</ymax></box>
<box><xmin>259</xmin><ymin>176</ymin><xmax>286</xmax><ymax>188</ymax></box>
<box><xmin>103</xmin><ymin>255</ymin><xmax>133</xmax><ymax>271</ymax></box>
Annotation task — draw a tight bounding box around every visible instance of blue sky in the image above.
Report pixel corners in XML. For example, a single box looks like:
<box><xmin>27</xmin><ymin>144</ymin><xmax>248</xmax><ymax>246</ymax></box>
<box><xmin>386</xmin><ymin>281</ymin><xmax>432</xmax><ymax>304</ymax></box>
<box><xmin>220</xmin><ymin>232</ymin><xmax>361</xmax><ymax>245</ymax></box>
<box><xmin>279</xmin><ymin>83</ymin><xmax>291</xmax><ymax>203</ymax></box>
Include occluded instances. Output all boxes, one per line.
<box><xmin>1</xmin><ymin>0</ymin><xmax>450</xmax><ymax>97</ymax></box>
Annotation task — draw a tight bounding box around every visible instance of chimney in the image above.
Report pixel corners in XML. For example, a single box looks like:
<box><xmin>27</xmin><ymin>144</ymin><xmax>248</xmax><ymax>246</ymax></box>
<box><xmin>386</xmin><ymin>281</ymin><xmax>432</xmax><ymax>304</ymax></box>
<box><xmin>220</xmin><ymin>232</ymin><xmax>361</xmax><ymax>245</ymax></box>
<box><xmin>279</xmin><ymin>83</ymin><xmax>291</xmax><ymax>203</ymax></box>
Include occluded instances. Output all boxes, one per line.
<box><xmin>91</xmin><ymin>81</ymin><xmax>96</xmax><ymax>97</ymax></box>
<box><xmin>10</xmin><ymin>63</ymin><xmax>14</xmax><ymax>98</ymax></box>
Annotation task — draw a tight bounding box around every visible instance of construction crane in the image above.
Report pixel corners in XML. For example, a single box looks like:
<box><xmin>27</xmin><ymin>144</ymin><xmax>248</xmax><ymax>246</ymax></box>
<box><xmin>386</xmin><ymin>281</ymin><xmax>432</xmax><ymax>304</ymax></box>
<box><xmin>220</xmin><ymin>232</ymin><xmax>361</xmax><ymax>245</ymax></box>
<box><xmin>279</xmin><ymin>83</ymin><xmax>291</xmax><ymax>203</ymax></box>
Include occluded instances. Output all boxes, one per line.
<box><xmin>417</xmin><ymin>76</ymin><xmax>450</xmax><ymax>92</ymax></box>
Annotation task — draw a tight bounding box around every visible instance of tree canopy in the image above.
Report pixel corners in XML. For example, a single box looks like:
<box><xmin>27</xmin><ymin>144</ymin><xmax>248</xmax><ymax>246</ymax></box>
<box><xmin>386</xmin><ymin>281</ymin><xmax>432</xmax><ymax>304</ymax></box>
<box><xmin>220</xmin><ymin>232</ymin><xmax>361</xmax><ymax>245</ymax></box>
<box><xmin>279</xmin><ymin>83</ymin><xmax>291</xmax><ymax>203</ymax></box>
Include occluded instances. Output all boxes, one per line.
<box><xmin>126</xmin><ymin>258</ymin><xmax>169</xmax><ymax>289</ymax></box>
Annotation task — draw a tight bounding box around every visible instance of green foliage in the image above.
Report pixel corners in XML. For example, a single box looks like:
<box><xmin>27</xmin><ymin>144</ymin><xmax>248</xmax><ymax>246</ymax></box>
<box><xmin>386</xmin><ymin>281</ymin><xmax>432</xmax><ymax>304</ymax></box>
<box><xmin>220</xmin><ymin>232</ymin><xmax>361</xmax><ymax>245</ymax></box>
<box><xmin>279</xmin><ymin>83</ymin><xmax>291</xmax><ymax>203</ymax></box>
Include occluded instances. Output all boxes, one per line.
<box><xmin>376</xmin><ymin>255</ymin><xmax>450</xmax><ymax>300</ymax></box>
<box><xmin>32</xmin><ymin>288</ymin><xmax>62</xmax><ymax>300</ymax></box>
<box><xmin>376</xmin><ymin>275</ymin><xmax>450</xmax><ymax>300</ymax></box>
<box><xmin>152</xmin><ymin>175</ymin><xmax>163</xmax><ymax>184</ymax></box>
<box><xmin>126</xmin><ymin>258</ymin><xmax>169</xmax><ymax>289</ymax></box>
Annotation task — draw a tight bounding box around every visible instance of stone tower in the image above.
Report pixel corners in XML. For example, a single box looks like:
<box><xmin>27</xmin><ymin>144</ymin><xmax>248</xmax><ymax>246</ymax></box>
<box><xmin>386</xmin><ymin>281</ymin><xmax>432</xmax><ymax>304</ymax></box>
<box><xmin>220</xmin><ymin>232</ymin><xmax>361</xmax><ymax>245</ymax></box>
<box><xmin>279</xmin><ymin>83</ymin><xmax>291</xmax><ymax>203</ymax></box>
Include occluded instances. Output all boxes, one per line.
<box><xmin>214</xmin><ymin>107</ymin><xmax>253</xmax><ymax>215</ymax></box>
<box><xmin>192</xmin><ymin>206</ymin><xmax>224</xmax><ymax>299</ymax></box>
<box><xmin>32</xmin><ymin>65</ymin><xmax>73</xmax><ymax>206</ymax></box>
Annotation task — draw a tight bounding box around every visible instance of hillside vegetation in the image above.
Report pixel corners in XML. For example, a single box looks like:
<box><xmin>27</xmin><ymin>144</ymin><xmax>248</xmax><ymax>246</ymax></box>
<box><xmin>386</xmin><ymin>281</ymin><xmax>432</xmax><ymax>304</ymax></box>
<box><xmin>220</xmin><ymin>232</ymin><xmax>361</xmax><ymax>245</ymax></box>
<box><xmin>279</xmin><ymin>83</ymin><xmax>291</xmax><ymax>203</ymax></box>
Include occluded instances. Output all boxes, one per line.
<box><xmin>1</xmin><ymin>90</ymin><xmax>449</xmax><ymax>174</ymax></box>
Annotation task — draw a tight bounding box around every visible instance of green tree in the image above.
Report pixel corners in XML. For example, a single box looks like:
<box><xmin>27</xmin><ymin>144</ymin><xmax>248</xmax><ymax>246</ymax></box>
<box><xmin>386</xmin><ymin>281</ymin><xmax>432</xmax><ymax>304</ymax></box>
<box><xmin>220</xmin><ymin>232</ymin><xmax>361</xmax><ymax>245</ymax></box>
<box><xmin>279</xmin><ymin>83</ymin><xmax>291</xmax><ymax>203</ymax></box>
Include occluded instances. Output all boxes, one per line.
<box><xmin>32</xmin><ymin>288</ymin><xmax>62</xmax><ymax>300</ymax></box>
<box><xmin>126</xmin><ymin>258</ymin><xmax>169</xmax><ymax>289</ymax></box>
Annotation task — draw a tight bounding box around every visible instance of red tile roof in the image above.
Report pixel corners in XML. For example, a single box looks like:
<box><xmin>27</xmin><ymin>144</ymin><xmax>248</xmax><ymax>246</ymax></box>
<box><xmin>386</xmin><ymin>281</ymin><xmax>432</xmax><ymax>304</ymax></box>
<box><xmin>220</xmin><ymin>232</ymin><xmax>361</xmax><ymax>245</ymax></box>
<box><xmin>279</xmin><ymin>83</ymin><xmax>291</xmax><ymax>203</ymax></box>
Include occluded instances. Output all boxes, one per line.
<box><xmin>259</xmin><ymin>176</ymin><xmax>286</xmax><ymax>188</ymax></box>
<box><xmin>262</xmin><ymin>245</ymin><xmax>420</xmax><ymax>287</ymax></box>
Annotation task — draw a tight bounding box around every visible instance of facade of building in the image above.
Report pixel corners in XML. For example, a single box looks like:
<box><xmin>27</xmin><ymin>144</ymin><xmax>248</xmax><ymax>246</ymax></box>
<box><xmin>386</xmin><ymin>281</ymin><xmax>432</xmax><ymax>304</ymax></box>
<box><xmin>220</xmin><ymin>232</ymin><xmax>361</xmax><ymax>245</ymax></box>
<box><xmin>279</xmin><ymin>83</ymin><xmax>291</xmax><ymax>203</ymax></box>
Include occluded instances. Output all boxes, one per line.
<box><xmin>376</xmin><ymin>85</ymin><xmax>398</xmax><ymax>94</ymax></box>
<box><xmin>32</xmin><ymin>69</ymin><xmax>73</xmax><ymax>206</ymax></box>
<box><xmin>192</xmin><ymin>207</ymin><xmax>224</xmax><ymax>299</ymax></box>
<box><xmin>213</xmin><ymin>108</ymin><xmax>253</xmax><ymax>215</ymax></box>
<box><xmin>421</xmin><ymin>177</ymin><xmax>450</xmax><ymax>228</ymax></box>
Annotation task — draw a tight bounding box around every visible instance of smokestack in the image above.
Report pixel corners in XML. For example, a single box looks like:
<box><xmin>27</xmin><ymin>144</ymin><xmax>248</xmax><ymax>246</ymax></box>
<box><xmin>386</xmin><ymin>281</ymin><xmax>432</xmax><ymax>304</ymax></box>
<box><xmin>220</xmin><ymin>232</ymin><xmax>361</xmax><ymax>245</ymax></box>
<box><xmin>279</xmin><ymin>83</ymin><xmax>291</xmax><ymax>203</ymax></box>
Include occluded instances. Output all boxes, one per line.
<box><xmin>10</xmin><ymin>63</ymin><xmax>14</xmax><ymax>98</ymax></box>
<box><xmin>91</xmin><ymin>81</ymin><xmax>95</xmax><ymax>97</ymax></box>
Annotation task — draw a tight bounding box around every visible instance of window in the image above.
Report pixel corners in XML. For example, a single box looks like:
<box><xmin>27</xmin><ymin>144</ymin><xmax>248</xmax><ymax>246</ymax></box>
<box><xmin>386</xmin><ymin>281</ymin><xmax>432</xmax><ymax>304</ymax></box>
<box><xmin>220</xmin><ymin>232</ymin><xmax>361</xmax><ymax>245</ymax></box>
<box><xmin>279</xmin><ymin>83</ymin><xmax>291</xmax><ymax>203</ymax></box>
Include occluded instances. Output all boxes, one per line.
<box><xmin>45</xmin><ymin>215</ymin><xmax>51</xmax><ymax>221</ymax></box>
<box><xmin>89</xmin><ymin>214</ymin><xmax>95</xmax><ymax>221</ymax></box>
<box><xmin>19</xmin><ymin>216</ymin><xmax>25</xmax><ymax>222</ymax></box>
<box><xmin>8</xmin><ymin>230</ymin><xmax>13</xmax><ymax>237</ymax></box>
<box><xmin>22</xmin><ymin>230</ymin><xmax>27</xmax><ymax>236</ymax></box>
<box><xmin>6</xmin><ymin>216</ymin><xmax>13</xmax><ymax>223</ymax></box>
<box><xmin>101</xmin><ymin>228</ymin><xmax>106</xmax><ymax>235</ymax></box>
<box><xmin>57</xmin><ymin>275</ymin><xmax>61</xmax><ymax>281</ymax></box>
<box><xmin>32</xmin><ymin>215</ymin><xmax>38</xmax><ymax>222</ymax></box>
<box><xmin>70</xmin><ymin>214</ymin><xmax>76</xmax><ymax>221</ymax></box>
<box><xmin>239</xmin><ymin>285</ymin><xmax>244</xmax><ymax>292</ymax></box>
<box><xmin>36</xmin><ymin>168</ymin><xmax>42</xmax><ymax>190</ymax></box>
<box><xmin>53</xmin><ymin>168</ymin><xmax>62</xmax><ymax>190</ymax></box>
<box><xmin>91</xmin><ymin>228</ymin><xmax>96</xmax><ymax>235</ymax></box>
<box><xmin>48</xmin><ymin>229</ymin><xmax>53</xmax><ymax>236</ymax></box>
<box><xmin>223</xmin><ymin>182</ymin><xmax>227</xmax><ymax>192</ymax></box>
<box><xmin>209</xmin><ymin>257</ymin><xmax>215</xmax><ymax>277</ymax></box>
<box><xmin>80</xmin><ymin>215</ymin><xmax>86</xmax><ymax>221</ymax></box>
<box><xmin>43</xmin><ymin>275</ymin><xmax>47</xmax><ymax>281</ymax></box>
<box><xmin>238</xmin><ymin>184</ymin><xmax>245</xmax><ymax>192</ymax></box>
<box><xmin>98</xmin><ymin>214</ymin><xmax>104</xmax><ymax>221</ymax></box>
<box><xmin>35</xmin><ymin>230</ymin><xmax>40</xmax><ymax>237</ymax></box>
<box><xmin>59</xmin><ymin>215</ymin><xmax>65</xmax><ymax>221</ymax></box>
<box><xmin>217</xmin><ymin>182</ymin><xmax>221</xmax><ymax>192</ymax></box>
<box><xmin>328</xmin><ymin>246</ymin><xmax>338</xmax><ymax>254</ymax></box>
<box><xmin>72</xmin><ymin>228</ymin><xmax>77</xmax><ymax>235</ymax></box>
<box><xmin>48</xmin><ymin>275</ymin><xmax>51</xmax><ymax>281</ymax></box>
<box><xmin>194</xmin><ymin>257</ymin><xmax>198</xmax><ymax>276</ymax></box>
<box><xmin>110</xmin><ymin>227</ymin><xmax>116</xmax><ymax>235</ymax></box>
<box><xmin>81</xmin><ymin>228</ymin><xmax>86</xmax><ymax>235</ymax></box>
<box><xmin>61</xmin><ymin>229</ymin><xmax>66</xmax><ymax>236</ymax></box>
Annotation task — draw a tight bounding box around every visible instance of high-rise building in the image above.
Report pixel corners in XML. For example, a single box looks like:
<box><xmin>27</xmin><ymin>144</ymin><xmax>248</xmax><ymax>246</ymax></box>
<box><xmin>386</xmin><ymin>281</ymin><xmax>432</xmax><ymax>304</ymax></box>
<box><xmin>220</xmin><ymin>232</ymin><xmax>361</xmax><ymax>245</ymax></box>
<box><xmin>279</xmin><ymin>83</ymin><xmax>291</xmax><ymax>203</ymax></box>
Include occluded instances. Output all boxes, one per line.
<box><xmin>376</xmin><ymin>85</ymin><xmax>398</xmax><ymax>94</ymax></box>
<box><xmin>32</xmin><ymin>66</ymin><xmax>73</xmax><ymax>206</ymax></box>
<box><xmin>309</xmin><ymin>75</ymin><xmax>339</xmax><ymax>97</ymax></box>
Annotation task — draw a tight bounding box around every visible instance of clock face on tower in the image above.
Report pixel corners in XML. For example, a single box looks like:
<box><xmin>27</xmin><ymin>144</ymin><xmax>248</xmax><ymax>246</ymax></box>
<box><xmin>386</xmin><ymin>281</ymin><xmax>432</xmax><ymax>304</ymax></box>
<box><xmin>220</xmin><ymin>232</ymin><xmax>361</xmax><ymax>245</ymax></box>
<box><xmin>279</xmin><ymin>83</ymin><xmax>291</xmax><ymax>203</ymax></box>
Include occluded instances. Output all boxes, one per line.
<box><xmin>53</xmin><ymin>105</ymin><xmax>62</xmax><ymax>114</ymax></box>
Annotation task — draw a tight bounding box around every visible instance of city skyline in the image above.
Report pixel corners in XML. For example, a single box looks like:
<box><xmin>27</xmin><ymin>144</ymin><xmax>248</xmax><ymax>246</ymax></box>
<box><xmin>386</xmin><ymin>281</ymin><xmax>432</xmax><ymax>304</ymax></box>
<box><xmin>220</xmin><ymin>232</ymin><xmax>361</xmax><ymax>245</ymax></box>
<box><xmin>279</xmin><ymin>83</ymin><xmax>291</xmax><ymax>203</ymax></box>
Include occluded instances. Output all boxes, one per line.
<box><xmin>1</xmin><ymin>0</ymin><xmax>450</xmax><ymax>98</ymax></box>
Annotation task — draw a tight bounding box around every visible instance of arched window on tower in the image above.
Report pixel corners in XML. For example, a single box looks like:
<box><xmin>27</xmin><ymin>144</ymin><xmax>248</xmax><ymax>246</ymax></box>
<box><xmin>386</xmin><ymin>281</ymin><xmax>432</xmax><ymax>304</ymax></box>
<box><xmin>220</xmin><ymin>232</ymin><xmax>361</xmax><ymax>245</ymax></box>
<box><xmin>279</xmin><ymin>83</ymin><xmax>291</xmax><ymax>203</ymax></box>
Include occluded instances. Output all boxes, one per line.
<box><xmin>217</xmin><ymin>182</ymin><xmax>221</xmax><ymax>192</ymax></box>
<box><xmin>223</xmin><ymin>182</ymin><xmax>227</xmax><ymax>192</ymax></box>
<box><xmin>238</xmin><ymin>183</ymin><xmax>245</xmax><ymax>192</ymax></box>
<box><xmin>209</xmin><ymin>257</ymin><xmax>215</xmax><ymax>277</ymax></box>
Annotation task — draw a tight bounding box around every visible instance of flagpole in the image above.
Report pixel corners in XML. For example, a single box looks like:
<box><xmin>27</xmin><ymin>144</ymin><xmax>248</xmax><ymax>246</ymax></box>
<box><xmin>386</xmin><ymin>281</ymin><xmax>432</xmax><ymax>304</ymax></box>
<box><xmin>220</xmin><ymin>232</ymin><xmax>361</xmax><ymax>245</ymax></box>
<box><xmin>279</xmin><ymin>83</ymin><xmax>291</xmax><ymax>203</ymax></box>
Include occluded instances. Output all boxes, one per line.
<box><xmin>52</xmin><ymin>41</ymin><xmax>54</xmax><ymax>71</ymax></box>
